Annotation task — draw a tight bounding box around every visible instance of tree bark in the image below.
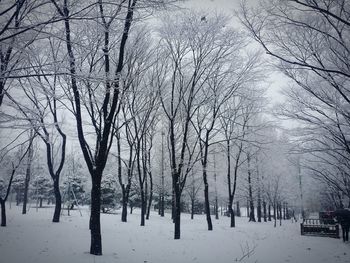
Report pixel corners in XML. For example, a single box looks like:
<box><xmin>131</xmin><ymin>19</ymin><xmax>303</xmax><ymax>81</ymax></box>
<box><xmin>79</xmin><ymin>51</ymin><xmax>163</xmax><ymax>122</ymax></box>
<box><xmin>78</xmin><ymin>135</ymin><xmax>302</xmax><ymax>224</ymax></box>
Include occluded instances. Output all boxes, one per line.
<box><xmin>121</xmin><ymin>196</ymin><xmax>128</xmax><ymax>222</ymax></box>
<box><xmin>273</xmin><ymin>202</ymin><xmax>277</xmax><ymax>227</ymax></box>
<box><xmin>89</xmin><ymin>175</ymin><xmax>102</xmax><ymax>255</ymax></box>
<box><xmin>257</xmin><ymin>192</ymin><xmax>261</xmax><ymax>223</ymax></box>
<box><xmin>236</xmin><ymin>201</ymin><xmax>241</xmax><ymax>217</ymax></box>
<box><xmin>263</xmin><ymin>199</ymin><xmax>267</xmax><ymax>222</ymax></box>
<box><xmin>247</xmin><ymin>153</ymin><xmax>255</xmax><ymax>222</ymax></box>
<box><xmin>174</xmin><ymin>180</ymin><xmax>181</xmax><ymax>239</ymax></box>
<box><xmin>230</xmin><ymin>206</ymin><xmax>235</xmax><ymax>227</ymax></box>
<box><xmin>0</xmin><ymin>200</ymin><xmax>6</xmax><ymax>227</ymax></box>
<box><xmin>146</xmin><ymin>168</ymin><xmax>153</xmax><ymax>220</ymax></box>
<box><xmin>279</xmin><ymin>202</ymin><xmax>282</xmax><ymax>226</ymax></box>
<box><xmin>22</xmin><ymin>133</ymin><xmax>33</xmax><ymax>214</ymax></box>
<box><xmin>52</xmin><ymin>178</ymin><xmax>62</xmax><ymax>222</ymax></box>
<box><xmin>203</xmin><ymin>175</ymin><xmax>213</xmax><ymax>230</ymax></box>
<box><xmin>191</xmin><ymin>198</ymin><xmax>194</xmax><ymax>220</ymax></box>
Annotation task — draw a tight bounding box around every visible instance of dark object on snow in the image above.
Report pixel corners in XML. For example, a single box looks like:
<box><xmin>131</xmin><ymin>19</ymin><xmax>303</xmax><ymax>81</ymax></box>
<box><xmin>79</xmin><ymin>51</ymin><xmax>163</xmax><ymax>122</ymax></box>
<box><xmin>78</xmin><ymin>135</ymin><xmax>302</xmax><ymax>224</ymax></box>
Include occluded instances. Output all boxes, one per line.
<box><xmin>334</xmin><ymin>209</ymin><xmax>350</xmax><ymax>242</ymax></box>
<box><xmin>300</xmin><ymin>218</ymin><xmax>339</xmax><ymax>239</ymax></box>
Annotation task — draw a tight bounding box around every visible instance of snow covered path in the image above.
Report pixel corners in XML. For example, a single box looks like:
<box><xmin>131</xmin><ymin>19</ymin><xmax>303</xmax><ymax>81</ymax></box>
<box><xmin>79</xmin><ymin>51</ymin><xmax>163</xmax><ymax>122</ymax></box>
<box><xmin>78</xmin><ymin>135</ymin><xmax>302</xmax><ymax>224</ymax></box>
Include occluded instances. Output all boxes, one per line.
<box><xmin>0</xmin><ymin>206</ymin><xmax>349</xmax><ymax>263</ymax></box>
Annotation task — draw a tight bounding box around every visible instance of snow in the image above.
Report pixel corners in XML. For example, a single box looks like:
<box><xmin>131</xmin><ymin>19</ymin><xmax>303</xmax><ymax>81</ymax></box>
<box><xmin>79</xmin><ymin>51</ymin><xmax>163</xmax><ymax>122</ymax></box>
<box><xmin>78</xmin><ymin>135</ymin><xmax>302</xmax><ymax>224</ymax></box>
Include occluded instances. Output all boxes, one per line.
<box><xmin>1</xmin><ymin>206</ymin><xmax>349</xmax><ymax>263</ymax></box>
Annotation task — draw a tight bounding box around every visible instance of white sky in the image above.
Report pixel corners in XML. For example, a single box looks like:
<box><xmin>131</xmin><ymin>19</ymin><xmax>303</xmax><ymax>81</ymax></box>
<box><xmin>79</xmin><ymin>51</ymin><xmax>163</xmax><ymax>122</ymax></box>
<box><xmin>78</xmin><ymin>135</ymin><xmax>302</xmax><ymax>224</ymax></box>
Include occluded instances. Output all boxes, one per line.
<box><xmin>183</xmin><ymin>0</ymin><xmax>293</xmax><ymax>130</ymax></box>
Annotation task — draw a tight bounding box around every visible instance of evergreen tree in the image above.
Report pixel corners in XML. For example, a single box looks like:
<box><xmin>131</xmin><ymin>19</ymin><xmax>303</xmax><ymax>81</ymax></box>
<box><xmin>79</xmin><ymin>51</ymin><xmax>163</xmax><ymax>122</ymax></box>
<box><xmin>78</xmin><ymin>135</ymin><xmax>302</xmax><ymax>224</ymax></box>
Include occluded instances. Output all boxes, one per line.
<box><xmin>100</xmin><ymin>174</ymin><xmax>119</xmax><ymax>213</ymax></box>
<box><xmin>62</xmin><ymin>174</ymin><xmax>86</xmax><ymax>209</ymax></box>
<box><xmin>11</xmin><ymin>174</ymin><xmax>25</xmax><ymax>206</ymax></box>
<box><xmin>31</xmin><ymin>174</ymin><xmax>52</xmax><ymax>208</ymax></box>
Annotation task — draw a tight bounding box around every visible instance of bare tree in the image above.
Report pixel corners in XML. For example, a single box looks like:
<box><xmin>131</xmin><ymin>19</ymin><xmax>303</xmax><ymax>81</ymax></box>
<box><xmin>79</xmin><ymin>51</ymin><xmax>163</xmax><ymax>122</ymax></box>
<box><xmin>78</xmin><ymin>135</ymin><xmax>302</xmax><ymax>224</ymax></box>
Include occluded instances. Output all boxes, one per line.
<box><xmin>0</xmin><ymin>141</ymin><xmax>32</xmax><ymax>226</ymax></box>
<box><xmin>6</xmin><ymin>40</ymin><xmax>67</xmax><ymax>222</ymax></box>
<box><xmin>185</xmin><ymin>169</ymin><xmax>202</xmax><ymax>220</ymax></box>
<box><xmin>50</xmin><ymin>0</ymin><xmax>178</xmax><ymax>254</ymax></box>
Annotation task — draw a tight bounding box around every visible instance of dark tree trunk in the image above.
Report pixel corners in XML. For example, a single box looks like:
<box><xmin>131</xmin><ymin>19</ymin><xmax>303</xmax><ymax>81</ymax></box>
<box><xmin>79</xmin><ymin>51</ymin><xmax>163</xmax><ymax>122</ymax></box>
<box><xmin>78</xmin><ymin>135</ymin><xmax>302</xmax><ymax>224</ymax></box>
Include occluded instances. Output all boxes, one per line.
<box><xmin>174</xmin><ymin>181</ymin><xmax>181</xmax><ymax>239</ymax></box>
<box><xmin>146</xmin><ymin>171</ymin><xmax>153</xmax><ymax>220</ymax></box>
<box><xmin>257</xmin><ymin>193</ymin><xmax>261</xmax><ymax>223</ymax></box>
<box><xmin>273</xmin><ymin>202</ymin><xmax>277</xmax><ymax>227</ymax></box>
<box><xmin>279</xmin><ymin>203</ymin><xmax>282</xmax><ymax>226</ymax></box>
<box><xmin>268</xmin><ymin>204</ymin><xmax>271</xmax><ymax>221</ymax></box>
<box><xmin>230</xmin><ymin>206</ymin><xmax>235</xmax><ymax>228</ymax></box>
<box><xmin>236</xmin><ymin>201</ymin><xmax>241</xmax><ymax>217</ymax></box>
<box><xmin>117</xmin><ymin>130</ymin><xmax>131</xmax><ymax>223</ymax></box>
<box><xmin>89</xmin><ymin>176</ymin><xmax>102</xmax><ymax>255</ymax></box>
<box><xmin>121</xmin><ymin>196</ymin><xmax>128</xmax><ymax>222</ymax></box>
<box><xmin>286</xmin><ymin>203</ymin><xmax>290</xmax><ymax>219</ymax></box>
<box><xmin>0</xmin><ymin>200</ymin><xmax>6</xmax><ymax>227</ymax></box>
<box><xmin>191</xmin><ymin>198</ymin><xmax>194</xmax><ymax>220</ymax></box>
<box><xmin>247</xmin><ymin>153</ymin><xmax>255</xmax><ymax>222</ymax></box>
<box><xmin>16</xmin><ymin>192</ymin><xmax>20</xmax><ymax>206</ymax></box>
<box><xmin>215</xmin><ymin>196</ymin><xmax>219</xmax><ymax>220</ymax></box>
<box><xmin>171</xmin><ymin>182</ymin><xmax>175</xmax><ymax>222</ymax></box>
<box><xmin>144</xmin><ymin>168</ymin><xmax>148</xmax><ymax>220</ymax></box>
<box><xmin>40</xmin><ymin>198</ymin><xmax>43</xmax><ymax>208</ymax></box>
<box><xmin>263</xmin><ymin>199</ymin><xmax>267</xmax><ymax>222</ymax></box>
<box><xmin>140</xmin><ymin>189</ymin><xmax>145</xmax><ymax>226</ymax></box>
<box><xmin>203</xmin><ymin>178</ymin><xmax>213</xmax><ymax>230</ymax></box>
<box><xmin>52</xmin><ymin>178</ymin><xmax>62</xmax><ymax>223</ymax></box>
<box><xmin>247</xmin><ymin>199</ymin><xmax>249</xmax><ymax>217</ymax></box>
<box><xmin>160</xmin><ymin>194</ymin><xmax>164</xmax><ymax>217</ymax></box>
<box><xmin>249</xmin><ymin>199</ymin><xmax>255</xmax><ymax>222</ymax></box>
<box><xmin>137</xmin><ymin>145</ymin><xmax>146</xmax><ymax>226</ymax></box>
<box><xmin>22</xmin><ymin>136</ymin><xmax>33</xmax><ymax>214</ymax></box>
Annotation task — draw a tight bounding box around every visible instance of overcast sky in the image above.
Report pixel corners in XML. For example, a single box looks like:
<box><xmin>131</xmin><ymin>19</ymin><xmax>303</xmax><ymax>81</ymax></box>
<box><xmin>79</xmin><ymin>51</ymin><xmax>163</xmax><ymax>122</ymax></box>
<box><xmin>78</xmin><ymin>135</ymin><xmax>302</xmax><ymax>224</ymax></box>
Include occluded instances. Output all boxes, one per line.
<box><xmin>183</xmin><ymin>0</ymin><xmax>291</xmax><ymax>125</ymax></box>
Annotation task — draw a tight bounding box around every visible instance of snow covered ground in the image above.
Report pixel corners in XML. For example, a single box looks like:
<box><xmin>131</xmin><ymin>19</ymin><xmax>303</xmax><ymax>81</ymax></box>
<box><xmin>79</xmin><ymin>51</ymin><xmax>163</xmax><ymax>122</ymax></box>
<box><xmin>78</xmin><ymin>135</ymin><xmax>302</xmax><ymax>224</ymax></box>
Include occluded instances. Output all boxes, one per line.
<box><xmin>1</xmin><ymin>206</ymin><xmax>349</xmax><ymax>263</ymax></box>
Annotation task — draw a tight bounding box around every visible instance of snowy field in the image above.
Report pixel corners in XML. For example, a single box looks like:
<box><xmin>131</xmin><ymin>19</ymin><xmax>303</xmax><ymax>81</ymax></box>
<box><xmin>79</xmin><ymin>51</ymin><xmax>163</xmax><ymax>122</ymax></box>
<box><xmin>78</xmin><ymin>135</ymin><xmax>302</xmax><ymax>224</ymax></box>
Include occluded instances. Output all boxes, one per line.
<box><xmin>0</xmin><ymin>206</ymin><xmax>349</xmax><ymax>263</ymax></box>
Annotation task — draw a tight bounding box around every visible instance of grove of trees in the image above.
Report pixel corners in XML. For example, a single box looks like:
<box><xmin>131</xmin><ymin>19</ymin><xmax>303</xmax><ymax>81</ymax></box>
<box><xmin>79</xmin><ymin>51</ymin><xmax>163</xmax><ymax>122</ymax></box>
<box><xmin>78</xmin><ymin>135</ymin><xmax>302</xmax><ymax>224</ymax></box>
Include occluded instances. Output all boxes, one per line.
<box><xmin>0</xmin><ymin>0</ymin><xmax>349</xmax><ymax>257</ymax></box>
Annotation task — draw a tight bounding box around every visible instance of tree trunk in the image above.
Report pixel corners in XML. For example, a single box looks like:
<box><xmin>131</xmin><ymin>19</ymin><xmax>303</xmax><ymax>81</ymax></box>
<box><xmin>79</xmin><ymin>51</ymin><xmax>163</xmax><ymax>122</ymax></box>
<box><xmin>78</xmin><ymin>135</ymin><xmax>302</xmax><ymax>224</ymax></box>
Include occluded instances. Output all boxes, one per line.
<box><xmin>247</xmin><ymin>199</ymin><xmax>249</xmax><ymax>217</ymax></box>
<box><xmin>273</xmin><ymin>202</ymin><xmax>277</xmax><ymax>227</ymax></box>
<box><xmin>279</xmin><ymin>203</ymin><xmax>282</xmax><ymax>226</ymax></box>
<box><xmin>203</xmin><ymin>179</ymin><xmax>213</xmax><ymax>230</ymax></box>
<box><xmin>52</xmin><ymin>178</ymin><xmax>62</xmax><ymax>223</ymax></box>
<box><xmin>121</xmin><ymin>195</ymin><xmax>128</xmax><ymax>222</ymax></box>
<box><xmin>160</xmin><ymin>194</ymin><xmax>164</xmax><ymax>217</ymax></box>
<box><xmin>40</xmin><ymin>198</ymin><xmax>43</xmax><ymax>208</ymax></box>
<box><xmin>236</xmin><ymin>201</ymin><xmax>241</xmax><ymax>217</ymax></box>
<box><xmin>22</xmin><ymin>132</ymin><xmax>33</xmax><ymax>215</ymax></box>
<box><xmin>89</xmin><ymin>176</ymin><xmax>102</xmax><ymax>255</ymax></box>
<box><xmin>215</xmin><ymin>195</ymin><xmax>219</xmax><ymax>220</ymax></box>
<box><xmin>140</xmin><ymin>188</ymin><xmax>145</xmax><ymax>226</ymax></box>
<box><xmin>257</xmin><ymin>192</ymin><xmax>261</xmax><ymax>222</ymax></box>
<box><xmin>263</xmin><ymin>199</ymin><xmax>267</xmax><ymax>222</ymax></box>
<box><xmin>230</xmin><ymin>206</ymin><xmax>235</xmax><ymax>228</ymax></box>
<box><xmin>174</xmin><ymin>182</ymin><xmax>181</xmax><ymax>239</ymax></box>
<box><xmin>171</xmin><ymin>182</ymin><xmax>175</xmax><ymax>222</ymax></box>
<box><xmin>268</xmin><ymin>204</ymin><xmax>271</xmax><ymax>221</ymax></box>
<box><xmin>144</xmin><ymin>169</ymin><xmax>148</xmax><ymax>220</ymax></box>
<box><xmin>228</xmin><ymin>195</ymin><xmax>235</xmax><ymax>227</ymax></box>
<box><xmin>191</xmin><ymin>198</ymin><xmax>194</xmax><ymax>220</ymax></box>
<box><xmin>16</xmin><ymin>192</ymin><xmax>20</xmax><ymax>206</ymax></box>
<box><xmin>247</xmin><ymin>153</ymin><xmax>255</xmax><ymax>222</ymax></box>
<box><xmin>0</xmin><ymin>200</ymin><xmax>6</xmax><ymax>227</ymax></box>
<box><xmin>146</xmin><ymin>171</ymin><xmax>153</xmax><ymax>220</ymax></box>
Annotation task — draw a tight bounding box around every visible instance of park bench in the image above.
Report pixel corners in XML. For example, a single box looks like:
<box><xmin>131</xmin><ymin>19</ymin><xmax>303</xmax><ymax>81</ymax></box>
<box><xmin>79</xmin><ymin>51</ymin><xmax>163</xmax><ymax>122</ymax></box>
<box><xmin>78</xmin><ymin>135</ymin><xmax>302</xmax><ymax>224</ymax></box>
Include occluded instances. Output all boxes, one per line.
<box><xmin>300</xmin><ymin>219</ymin><xmax>339</xmax><ymax>238</ymax></box>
